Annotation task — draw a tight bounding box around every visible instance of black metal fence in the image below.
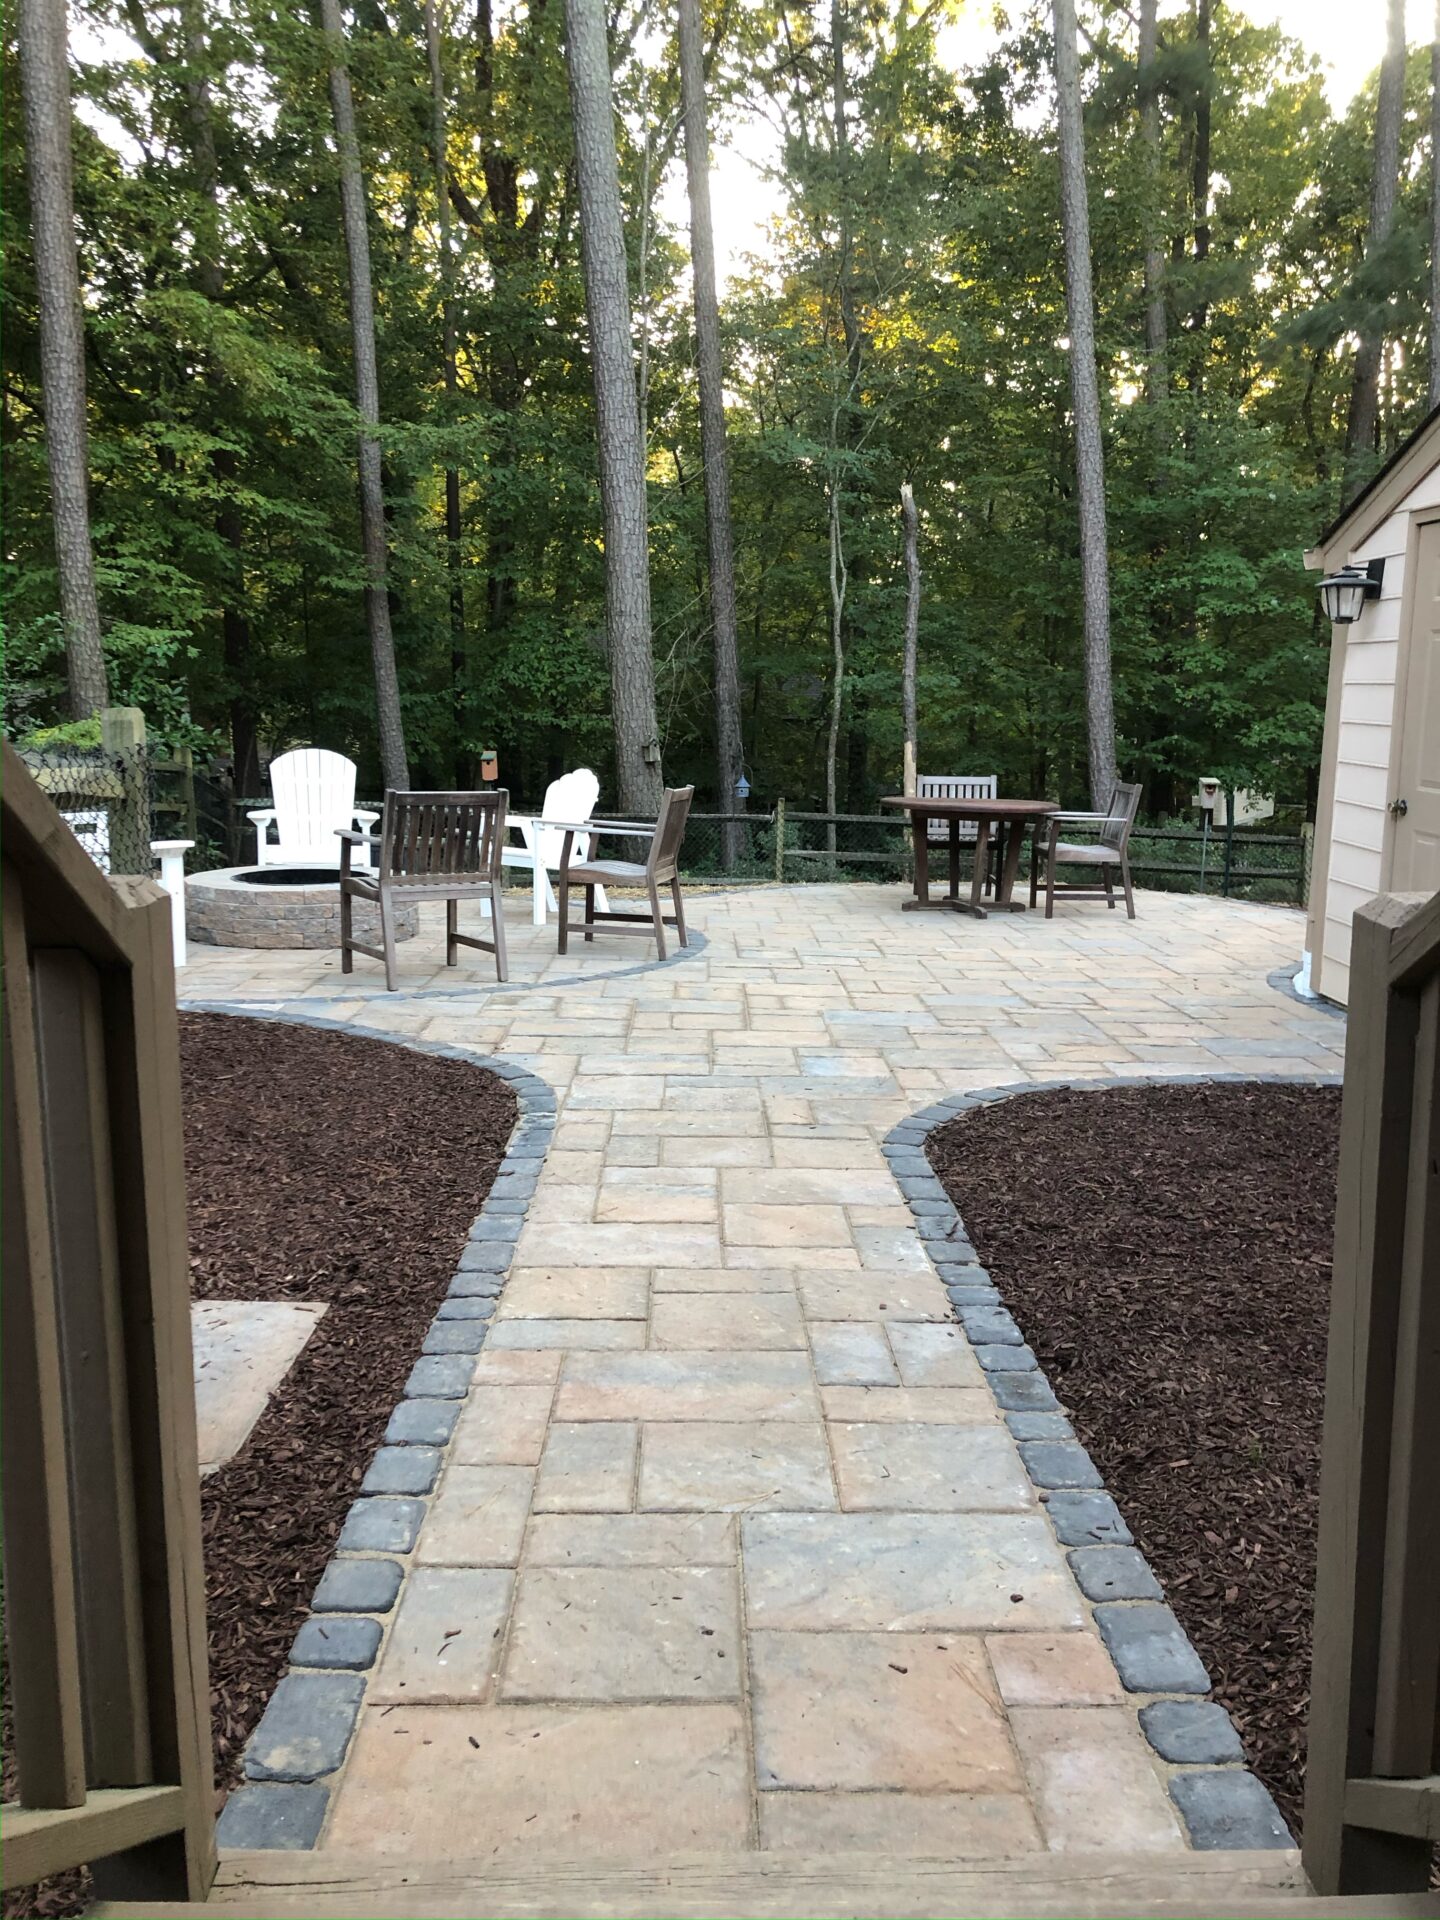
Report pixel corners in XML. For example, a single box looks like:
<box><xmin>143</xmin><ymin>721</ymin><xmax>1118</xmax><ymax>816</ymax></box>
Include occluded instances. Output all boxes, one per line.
<box><xmin>14</xmin><ymin>744</ymin><xmax>156</xmax><ymax>876</ymax></box>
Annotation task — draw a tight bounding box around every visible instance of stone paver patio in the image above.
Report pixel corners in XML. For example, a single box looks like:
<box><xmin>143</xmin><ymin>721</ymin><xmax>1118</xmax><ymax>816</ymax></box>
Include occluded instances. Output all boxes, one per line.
<box><xmin>186</xmin><ymin>882</ymin><xmax>1343</xmax><ymax>1862</ymax></box>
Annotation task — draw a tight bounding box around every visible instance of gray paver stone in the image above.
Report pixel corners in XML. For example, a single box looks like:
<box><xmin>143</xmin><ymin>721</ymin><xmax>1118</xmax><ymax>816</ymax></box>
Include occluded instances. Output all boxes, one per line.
<box><xmin>1170</xmin><ymin>1770</ymin><xmax>1292</xmax><ymax>1849</ymax></box>
<box><xmin>958</xmin><ymin>1306</ymin><xmax>1024</xmax><ymax>1345</ymax></box>
<box><xmin>946</xmin><ymin>1285</ymin><xmax>1000</xmax><ymax>1308</ymax></box>
<box><xmin>908</xmin><ymin>1197</ymin><xmax>954</xmax><ymax>1217</ymax></box>
<box><xmin>423</xmin><ymin>1319</ymin><xmax>488</xmax><ymax>1355</ymax></box>
<box><xmin>1095</xmin><ymin>1601</ymin><xmax>1211</xmax><ymax>1693</ymax></box>
<box><xmin>455</xmin><ymin>1243</ymin><xmax>511</xmax><ymax>1275</ymax></box>
<box><xmin>290</xmin><ymin>1614</ymin><xmax>383</xmax><ymax>1671</ymax></box>
<box><xmin>336</xmin><ymin>1496</ymin><xmax>426</xmax><ymax>1553</ymax></box>
<box><xmin>385</xmin><ymin>1398</ymin><xmax>460</xmax><ymax>1446</ymax></box>
<box><xmin>1019</xmin><ymin>1440</ymin><xmax>1104</xmax><ymax>1489</ymax></box>
<box><xmin>243</xmin><ymin>1672</ymin><xmax>365</xmax><ymax>1782</ymax></box>
<box><xmin>405</xmin><ymin>1354</ymin><xmax>476</xmax><ymax>1398</ymax></box>
<box><xmin>1005</xmin><ymin>1412</ymin><xmax>1074</xmax><ymax>1442</ymax></box>
<box><xmin>1140</xmin><ymin>1700</ymin><xmax>1244</xmax><ymax>1765</ymax></box>
<box><xmin>311</xmin><ymin>1558</ymin><xmax>404</xmax><ymax>1614</ymax></box>
<box><xmin>437</xmin><ymin>1296</ymin><xmax>497</xmax><ymax>1321</ymax></box>
<box><xmin>1044</xmin><ymin>1490</ymin><xmax>1133</xmax><ymax>1546</ymax></box>
<box><xmin>215</xmin><ymin>1784</ymin><xmax>330</xmax><ymax>1849</ymax></box>
<box><xmin>1068</xmin><ymin>1545</ymin><xmax>1163</xmax><ymax>1601</ymax></box>
<box><xmin>973</xmin><ymin>1343</ymin><xmax>1037</xmax><ymax>1373</ymax></box>
<box><xmin>469</xmin><ymin>1215</ymin><xmax>523</xmax><ymax>1243</ymax></box>
<box><xmin>361</xmin><ymin>1445</ymin><xmax>441</xmax><ymax>1496</ymax></box>
<box><xmin>988</xmin><ymin>1370</ymin><xmax>1060</xmax><ymax>1412</ymax></box>
<box><xmin>934</xmin><ymin>1262</ymin><xmax>989</xmax><ymax>1285</ymax></box>
<box><xmin>447</xmin><ymin>1270</ymin><xmax>503</xmax><ymax>1299</ymax></box>
<box><xmin>480</xmin><ymin>1198</ymin><xmax>528</xmax><ymax>1218</ymax></box>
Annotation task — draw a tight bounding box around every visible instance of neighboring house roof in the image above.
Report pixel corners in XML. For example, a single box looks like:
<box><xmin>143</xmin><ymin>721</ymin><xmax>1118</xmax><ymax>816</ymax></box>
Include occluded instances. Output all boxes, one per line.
<box><xmin>1311</xmin><ymin>400</ymin><xmax>1440</xmax><ymax>566</ymax></box>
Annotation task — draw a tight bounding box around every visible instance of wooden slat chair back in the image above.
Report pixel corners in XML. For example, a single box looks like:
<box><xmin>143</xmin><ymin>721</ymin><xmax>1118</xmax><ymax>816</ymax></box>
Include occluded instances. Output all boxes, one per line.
<box><xmin>916</xmin><ymin>774</ymin><xmax>997</xmax><ymax>844</ymax></box>
<box><xmin>556</xmin><ymin>785</ymin><xmax>695</xmax><ymax>961</ymax></box>
<box><xmin>339</xmin><ymin>789</ymin><xmax>509</xmax><ymax>991</ymax></box>
<box><xmin>247</xmin><ymin>748</ymin><xmax>378</xmax><ymax>869</ymax></box>
<box><xmin>1031</xmin><ymin>779</ymin><xmax>1143</xmax><ymax>919</ymax></box>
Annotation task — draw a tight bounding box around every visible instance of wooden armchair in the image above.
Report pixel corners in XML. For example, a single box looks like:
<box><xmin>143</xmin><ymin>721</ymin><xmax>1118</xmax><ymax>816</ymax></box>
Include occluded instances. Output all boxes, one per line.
<box><xmin>556</xmin><ymin>785</ymin><xmax>694</xmax><ymax>960</ymax></box>
<box><xmin>1030</xmin><ymin>780</ymin><xmax>1142</xmax><ymax>919</ymax></box>
<box><xmin>339</xmin><ymin>789</ymin><xmax>509</xmax><ymax>991</ymax></box>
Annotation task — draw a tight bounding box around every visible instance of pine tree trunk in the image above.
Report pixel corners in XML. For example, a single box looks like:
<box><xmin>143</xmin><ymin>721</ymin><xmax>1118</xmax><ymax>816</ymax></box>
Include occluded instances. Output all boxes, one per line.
<box><xmin>1343</xmin><ymin>0</ymin><xmax>1406</xmax><ymax>504</ymax></box>
<box><xmin>1430</xmin><ymin>5</ymin><xmax>1440</xmax><ymax>411</ymax></box>
<box><xmin>1189</xmin><ymin>0</ymin><xmax>1211</xmax><ymax>338</ymax></box>
<box><xmin>19</xmin><ymin>0</ymin><xmax>109</xmax><ymax>718</ymax></box>
<box><xmin>319</xmin><ymin>0</ymin><xmax>411</xmax><ymax>790</ymax></box>
<box><xmin>1052</xmin><ymin>0</ymin><xmax>1118</xmax><ymax>810</ymax></box>
<box><xmin>825</xmin><ymin>478</ymin><xmax>846</xmax><ymax>857</ymax></box>
<box><xmin>900</xmin><ymin>482</ymin><xmax>920</xmax><ymax>796</ymax></box>
<box><xmin>678</xmin><ymin>0</ymin><xmax>743</xmax><ymax>862</ymax></box>
<box><xmin>1138</xmin><ymin>0</ymin><xmax>1167</xmax><ymax>404</ymax></box>
<box><xmin>426</xmin><ymin>0</ymin><xmax>467</xmax><ymax>775</ymax></box>
<box><xmin>563</xmin><ymin>0</ymin><xmax>663</xmax><ymax>814</ymax></box>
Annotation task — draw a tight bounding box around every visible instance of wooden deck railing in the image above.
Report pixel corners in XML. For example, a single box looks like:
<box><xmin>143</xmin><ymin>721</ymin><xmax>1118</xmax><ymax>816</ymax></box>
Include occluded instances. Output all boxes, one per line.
<box><xmin>1304</xmin><ymin>887</ymin><xmax>1440</xmax><ymax>1895</ymax></box>
<box><xmin>1</xmin><ymin>742</ymin><xmax>214</xmax><ymax>1901</ymax></box>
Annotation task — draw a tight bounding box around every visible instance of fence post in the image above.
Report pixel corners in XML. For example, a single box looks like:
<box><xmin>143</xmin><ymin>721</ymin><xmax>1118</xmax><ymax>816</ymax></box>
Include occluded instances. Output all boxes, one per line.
<box><xmin>774</xmin><ymin>796</ymin><xmax>786</xmax><ymax>884</ymax></box>
<box><xmin>1301</xmin><ymin>822</ymin><xmax>1315</xmax><ymax>910</ymax></box>
<box><xmin>1221</xmin><ymin>790</ymin><xmax>1236</xmax><ymax>897</ymax></box>
<box><xmin>101</xmin><ymin>707</ymin><xmax>149</xmax><ymax>876</ymax></box>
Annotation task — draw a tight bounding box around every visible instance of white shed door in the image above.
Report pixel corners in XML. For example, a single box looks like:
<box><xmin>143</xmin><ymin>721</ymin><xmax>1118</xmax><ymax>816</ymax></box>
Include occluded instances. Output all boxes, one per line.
<box><xmin>1393</xmin><ymin>516</ymin><xmax>1440</xmax><ymax>893</ymax></box>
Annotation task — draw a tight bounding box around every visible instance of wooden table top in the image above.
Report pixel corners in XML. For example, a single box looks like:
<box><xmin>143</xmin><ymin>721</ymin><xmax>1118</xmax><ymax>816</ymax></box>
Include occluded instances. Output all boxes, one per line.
<box><xmin>880</xmin><ymin>795</ymin><xmax>1059</xmax><ymax>819</ymax></box>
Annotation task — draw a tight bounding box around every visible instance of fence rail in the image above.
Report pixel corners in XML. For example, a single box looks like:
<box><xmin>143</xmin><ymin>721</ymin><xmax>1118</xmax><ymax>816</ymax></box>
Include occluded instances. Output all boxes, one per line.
<box><xmin>1</xmin><ymin>742</ymin><xmax>214</xmax><ymax>1902</ymax></box>
<box><xmin>1303</xmin><ymin>887</ymin><xmax>1440</xmax><ymax>1896</ymax></box>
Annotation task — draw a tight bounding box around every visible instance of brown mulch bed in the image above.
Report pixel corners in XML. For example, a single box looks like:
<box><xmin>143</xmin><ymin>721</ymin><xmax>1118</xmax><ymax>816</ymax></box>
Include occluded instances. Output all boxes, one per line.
<box><xmin>928</xmin><ymin>1080</ymin><xmax>1340</xmax><ymax>1840</ymax></box>
<box><xmin>3</xmin><ymin>1014</ymin><xmax>515</xmax><ymax>1919</ymax></box>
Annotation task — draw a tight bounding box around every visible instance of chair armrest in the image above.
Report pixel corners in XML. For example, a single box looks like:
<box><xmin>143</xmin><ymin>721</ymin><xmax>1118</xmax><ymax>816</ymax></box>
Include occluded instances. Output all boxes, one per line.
<box><xmin>246</xmin><ymin>809</ymin><xmax>275</xmax><ymax>827</ymax></box>
<box><xmin>354</xmin><ymin>808</ymin><xmax>379</xmax><ymax>827</ymax></box>
<box><xmin>589</xmin><ymin>818</ymin><xmax>657</xmax><ymax>838</ymax></box>
<box><xmin>1049</xmin><ymin>811</ymin><xmax>1110</xmax><ymax>823</ymax></box>
<box><xmin>337</xmin><ymin>829</ymin><xmax>382</xmax><ymax>847</ymax></box>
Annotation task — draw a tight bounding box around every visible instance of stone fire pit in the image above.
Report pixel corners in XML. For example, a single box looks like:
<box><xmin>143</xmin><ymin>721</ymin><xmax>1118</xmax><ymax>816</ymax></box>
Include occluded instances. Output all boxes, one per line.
<box><xmin>185</xmin><ymin>866</ymin><xmax>419</xmax><ymax>950</ymax></box>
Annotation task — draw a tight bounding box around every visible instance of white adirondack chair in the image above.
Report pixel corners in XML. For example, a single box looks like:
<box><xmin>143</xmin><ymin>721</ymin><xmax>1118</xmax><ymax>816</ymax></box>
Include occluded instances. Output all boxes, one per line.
<box><xmin>247</xmin><ymin>748</ymin><xmax>379</xmax><ymax>871</ymax></box>
<box><xmin>916</xmin><ymin>773</ymin><xmax>998</xmax><ymax>843</ymax></box>
<box><xmin>503</xmin><ymin>768</ymin><xmax>607</xmax><ymax>926</ymax></box>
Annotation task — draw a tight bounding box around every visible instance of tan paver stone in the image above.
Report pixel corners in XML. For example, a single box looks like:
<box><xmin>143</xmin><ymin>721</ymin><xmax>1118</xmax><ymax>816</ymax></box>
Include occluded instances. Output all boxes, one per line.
<box><xmin>649</xmin><ymin>1292</ymin><xmax>805</xmax><ymax>1351</ymax></box>
<box><xmin>515</xmin><ymin>1222</ymin><xmax>723</xmax><ymax>1267</ymax></box>
<box><xmin>742</xmin><ymin>1512</ymin><xmax>1084</xmax><ymax>1631</ymax></box>
<box><xmin>810</xmin><ymin>1323</ymin><xmax>900</xmax><ymax>1387</ymax></box>
<box><xmin>594</xmin><ymin>1190</ymin><xmax>720</xmax><ymax>1224</ymax></box>
<box><xmin>534</xmin><ymin>1421</ymin><xmax>637</xmax><ymax>1512</ymax></box>
<box><xmin>750</xmin><ymin>1631</ymin><xmax>1018</xmax><ymax>1793</ymax></box>
<box><xmin>370</xmin><ymin>1567</ymin><xmax>512</xmax><ymax>1702</ymax></box>
<box><xmin>853</xmin><ymin>1226</ymin><xmax>931</xmax><ymax>1271</ymax></box>
<box><xmin>985</xmin><ymin>1632</ymin><xmax>1124</xmax><ymax>1707</ymax></box>
<box><xmin>500</xmin><ymin>1565</ymin><xmax>740</xmax><ymax>1701</ymax></box>
<box><xmin>526</xmin><ymin>1186</ymin><xmax>598</xmax><ymax>1225</ymax></box>
<box><xmin>450</xmin><ymin>1385</ymin><xmax>554</xmax><ymax>1465</ymax></box>
<box><xmin>498</xmin><ymin>1267</ymin><xmax>650</xmax><ymax>1320</ymax></box>
<box><xmin>652</xmin><ymin>1266</ymin><xmax>799</xmax><ymax>1293</ymax></box>
<box><xmin>798</xmin><ymin>1273</ymin><xmax>950</xmax><ymax>1321</ymax></box>
<box><xmin>722</xmin><ymin>1169</ymin><xmax>897</xmax><ymax>1207</ymax></box>
<box><xmin>415</xmin><ymin>1465</ymin><xmax>534</xmax><ymax>1566</ymax></box>
<box><xmin>324</xmin><ymin>1702</ymin><xmax>750</xmax><ymax>1858</ymax></box>
<box><xmin>758</xmin><ymin>1789</ymin><xmax>1041</xmax><ymax>1854</ymax></box>
<box><xmin>725</xmin><ymin>1244</ymin><xmax>862</xmax><ymax>1272</ymax></box>
<box><xmin>557</xmin><ymin>1351</ymin><xmax>819</xmax><ymax>1423</ymax></box>
<box><xmin>821</xmin><ymin>1386</ymin><xmax>996</xmax><ymax>1424</ymax></box>
<box><xmin>486</xmin><ymin>1319</ymin><xmax>646</xmax><ymax>1351</ymax></box>
<box><xmin>528</xmin><ymin>1513</ymin><xmax>736</xmax><ymax>1567</ymax></box>
<box><xmin>888</xmin><ymin>1322</ymin><xmax>986</xmax><ymax>1388</ymax></box>
<box><xmin>832</xmin><ymin>1423</ymin><xmax>1036</xmax><ymax>1511</ymax></box>
<box><xmin>1009</xmin><ymin>1706</ymin><xmax>1186</xmax><ymax>1852</ymax></box>
<box><xmin>771</xmin><ymin>1140</ymin><xmax>893</xmax><ymax>1169</ymax></box>
<box><xmin>723</xmin><ymin>1204</ymin><xmax>853</xmax><ymax>1249</ymax></box>
<box><xmin>663</xmin><ymin>1136</ymin><xmax>773</xmax><ymax>1168</ymax></box>
<box><xmin>470</xmin><ymin>1349</ymin><xmax>562</xmax><ymax>1386</ymax></box>
<box><xmin>603</xmin><ymin>1164</ymin><xmax>717</xmax><ymax>1191</ymax></box>
<box><xmin>639</xmin><ymin>1421</ymin><xmax>835</xmax><ymax>1512</ymax></box>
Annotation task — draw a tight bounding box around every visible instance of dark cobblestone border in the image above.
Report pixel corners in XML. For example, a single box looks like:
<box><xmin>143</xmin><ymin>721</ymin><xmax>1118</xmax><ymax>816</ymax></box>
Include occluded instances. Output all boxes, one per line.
<box><xmin>1267</xmin><ymin>961</ymin><xmax>1345</xmax><ymax>1020</ymax></box>
<box><xmin>185</xmin><ymin>1002</ymin><xmax>556</xmax><ymax>1853</ymax></box>
<box><xmin>885</xmin><ymin>1069</ymin><xmax>1342</xmax><ymax>1854</ymax></box>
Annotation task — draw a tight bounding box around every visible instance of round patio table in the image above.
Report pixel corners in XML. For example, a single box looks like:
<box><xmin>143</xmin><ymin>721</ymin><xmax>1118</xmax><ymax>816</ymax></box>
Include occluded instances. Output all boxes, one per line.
<box><xmin>880</xmin><ymin>794</ymin><xmax>1059</xmax><ymax>918</ymax></box>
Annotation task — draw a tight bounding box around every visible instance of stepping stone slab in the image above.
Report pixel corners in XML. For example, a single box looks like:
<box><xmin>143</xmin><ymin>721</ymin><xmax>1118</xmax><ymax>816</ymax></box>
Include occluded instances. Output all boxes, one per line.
<box><xmin>192</xmin><ymin>1300</ymin><xmax>327</xmax><ymax>1472</ymax></box>
<box><xmin>216</xmin><ymin>1783</ymin><xmax>329</xmax><ymax>1850</ymax></box>
<box><xmin>290</xmin><ymin>1614</ymin><xmax>383</xmax><ymax>1671</ymax></box>
<box><xmin>1140</xmin><ymin>1699</ymin><xmax>1245</xmax><ymax>1765</ymax></box>
<box><xmin>312</xmin><ymin>1558</ymin><xmax>403</xmax><ymax>1615</ymax></box>
<box><xmin>244</xmin><ymin>1671</ymin><xmax>365</xmax><ymax>1782</ymax></box>
<box><xmin>1068</xmin><ymin>1546</ymin><xmax>1163</xmax><ymax>1601</ymax></box>
<box><xmin>1170</xmin><ymin>1769</ymin><xmax>1292</xmax><ymax>1848</ymax></box>
<box><xmin>1095</xmin><ymin>1601</ymin><xmax>1210</xmax><ymax>1693</ymax></box>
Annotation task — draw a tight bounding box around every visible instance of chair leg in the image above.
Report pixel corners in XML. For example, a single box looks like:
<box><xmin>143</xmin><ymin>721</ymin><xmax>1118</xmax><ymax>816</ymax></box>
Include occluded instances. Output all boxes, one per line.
<box><xmin>557</xmin><ymin>869</ymin><xmax>570</xmax><ymax>954</ymax></box>
<box><xmin>446</xmin><ymin>898</ymin><xmax>459</xmax><ymax>963</ymax></box>
<box><xmin>532</xmin><ymin>863</ymin><xmax>547</xmax><ymax>928</ymax></box>
<box><xmin>1103</xmin><ymin>867</ymin><xmax>1116</xmax><ymax>909</ymax></box>
<box><xmin>1044</xmin><ymin>844</ymin><xmax>1056</xmax><ymax>920</ymax></box>
<box><xmin>584</xmin><ymin>886</ymin><xmax>595</xmax><ymax>942</ymax></box>
<box><xmin>490</xmin><ymin>882</ymin><xmax>509</xmax><ymax>980</ymax></box>
<box><xmin>340</xmin><ymin>883</ymin><xmax>354</xmax><ymax>972</ymax></box>
<box><xmin>380</xmin><ymin>892</ymin><xmax>399</xmax><ymax>992</ymax></box>
<box><xmin>670</xmin><ymin>877</ymin><xmax>688</xmax><ymax>947</ymax></box>
<box><xmin>1029</xmin><ymin>835</ymin><xmax>1039</xmax><ymax>909</ymax></box>
<box><xmin>648</xmin><ymin>879</ymin><xmax>667</xmax><ymax>961</ymax></box>
<box><xmin>1121</xmin><ymin>853</ymin><xmax>1136</xmax><ymax>920</ymax></box>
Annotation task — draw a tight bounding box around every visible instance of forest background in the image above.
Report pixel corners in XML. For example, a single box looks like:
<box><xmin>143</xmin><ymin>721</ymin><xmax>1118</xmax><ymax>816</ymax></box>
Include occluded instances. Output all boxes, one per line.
<box><xmin>3</xmin><ymin>0</ymin><xmax>1433</xmax><ymax>819</ymax></box>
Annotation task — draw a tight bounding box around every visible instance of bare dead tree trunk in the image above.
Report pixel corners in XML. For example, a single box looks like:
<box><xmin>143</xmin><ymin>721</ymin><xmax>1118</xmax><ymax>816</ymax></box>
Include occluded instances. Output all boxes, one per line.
<box><xmin>1138</xmin><ymin>0</ymin><xmax>1167</xmax><ymax>404</ymax></box>
<box><xmin>1053</xmin><ymin>0</ymin><xmax>1118</xmax><ymax>809</ymax></box>
<box><xmin>563</xmin><ymin>0</ymin><xmax>662</xmax><ymax>813</ymax></box>
<box><xmin>426</xmin><ymin>0</ymin><xmax>466</xmax><ymax>774</ymax></box>
<box><xmin>319</xmin><ymin>0</ymin><xmax>410</xmax><ymax>789</ymax></box>
<box><xmin>678</xmin><ymin>0</ymin><xmax>743</xmax><ymax>863</ymax></box>
<box><xmin>19</xmin><ymin>0</ymin><xmax>109</xmax><ymax>717</ymax></box>
<box><xmin>825</xmin><ymin>475</ymin><xmax>846</xmax><ymax>857</ymax></box>
<box><xmin>1431</xmin><ymin>4</ymin><xmax>1440</xmax><ymax>410</ymax></box>
<box><xmin>901</xmin><ymin>482</ymin><xmax>919</xmax><ymax>796</ymax></box>
<box><xmin>1343</xmin><ymin>0</ymin><xmax>1406</xmax><ymax>504</ymax></box>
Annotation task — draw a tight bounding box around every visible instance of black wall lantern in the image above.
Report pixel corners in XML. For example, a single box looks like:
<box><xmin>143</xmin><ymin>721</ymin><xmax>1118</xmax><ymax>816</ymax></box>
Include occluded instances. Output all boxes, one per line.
<box><xmin>1318</xmin><ymin>557</ymin><xmax>1384</xmax><ymax>625</ymax></box>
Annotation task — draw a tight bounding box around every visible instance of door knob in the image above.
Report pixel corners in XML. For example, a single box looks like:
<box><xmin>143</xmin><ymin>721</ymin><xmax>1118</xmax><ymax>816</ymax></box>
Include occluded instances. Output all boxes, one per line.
<box><xmin>1389</xmin><ymin>797</ymin><xmax>1409</xmax><ymax>817</ymax></box>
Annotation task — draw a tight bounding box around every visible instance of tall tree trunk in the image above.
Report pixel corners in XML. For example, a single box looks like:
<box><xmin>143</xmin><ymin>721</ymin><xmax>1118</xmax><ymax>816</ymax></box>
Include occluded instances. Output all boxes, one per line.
<box><xmin>1343</xmin><ymin>0</ymin><xmax>1407</xmax><ymax>504</ymax></box>
<box><xmin>319</xmin><ymin>0</ymin><xmax>411</xmax><ymax>789</ymax></box>
<box><xmin>678</xmin><ymin>0</ymin><xmax>743</xmax><ymax>862</ymax></box>
<box><xmin>19</xmin><ymin>0</ymin><xmax>109</xmax><ymax>717</ymax></box>
<box><xmin>1052</xmin><ymin>0</ymin><xmax>1118</xmax><ymax>809</ymax></box>
<box><xmin>1431</xmin><ymin>3</ymin><xmax>1440</xmax><ymax>411</ymax></box>
<box><xmin>1189</xmin><ymin>0</ymin><xmax>1210</xmax><ymax>339</ymax></box>
<box><xmin>900</xmin><ymin>482</ymin><xmax>920</xmax><ymax>796</ymax></box>
<box><xmin>563</xmin><ymin>0</ymin><xmax>662</xmax><ymax>812</ymax></box>
<box><xmin>1138</xmin><ymin>0</ymin><xmax>1167</xmax><ymax>404</ymax></box>
<box><xmin>830</xmin><ymin>0</ymin><xmax>861</xmax><ymax>394</ymax></box>
<box><xmin>825</xmin><ymin>478</ymin><xmax>846</xmax><ymax>856</ymax></box>
<box><xmin>426</xmin><ymin>0</ymin><xmax>466</xmax><ymax>775</ymax></box>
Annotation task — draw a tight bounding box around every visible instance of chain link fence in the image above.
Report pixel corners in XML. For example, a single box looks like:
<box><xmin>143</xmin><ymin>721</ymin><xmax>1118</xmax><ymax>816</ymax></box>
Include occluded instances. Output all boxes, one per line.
<box><xmin>15</xmin><ymin>743</ymin><xmax>157</xmax><ymax>875</ymax></box>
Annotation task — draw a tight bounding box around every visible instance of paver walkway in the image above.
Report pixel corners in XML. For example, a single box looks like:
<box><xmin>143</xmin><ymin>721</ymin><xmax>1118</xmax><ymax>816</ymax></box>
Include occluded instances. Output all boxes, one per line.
<box><xmin>184</xmin><ymin>884</ymin><xmax>1344</xmax><ymax>1862</ymax></box>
